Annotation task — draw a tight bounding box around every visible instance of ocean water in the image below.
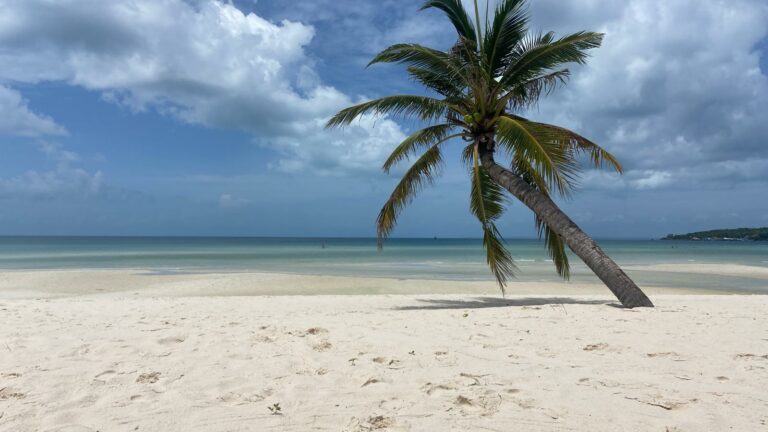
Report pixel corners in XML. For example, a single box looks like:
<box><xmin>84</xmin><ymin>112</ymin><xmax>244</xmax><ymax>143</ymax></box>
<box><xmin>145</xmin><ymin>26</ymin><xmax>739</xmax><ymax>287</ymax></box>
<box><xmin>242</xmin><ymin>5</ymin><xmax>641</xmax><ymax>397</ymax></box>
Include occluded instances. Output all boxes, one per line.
<box><xmin>0</xmin><ymin>236</ymin><xmax>766</xmax><ymax>293</ymax></box>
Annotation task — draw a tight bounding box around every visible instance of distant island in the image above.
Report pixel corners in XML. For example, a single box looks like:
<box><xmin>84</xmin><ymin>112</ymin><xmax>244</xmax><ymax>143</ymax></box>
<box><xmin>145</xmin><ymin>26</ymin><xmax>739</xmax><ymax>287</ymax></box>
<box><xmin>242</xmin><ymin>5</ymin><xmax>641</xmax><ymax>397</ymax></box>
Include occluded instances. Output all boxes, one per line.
<box><xmin>662</xmin><ymin>227</ymin><xmax>768</xmax><ymax>241</ymax></box>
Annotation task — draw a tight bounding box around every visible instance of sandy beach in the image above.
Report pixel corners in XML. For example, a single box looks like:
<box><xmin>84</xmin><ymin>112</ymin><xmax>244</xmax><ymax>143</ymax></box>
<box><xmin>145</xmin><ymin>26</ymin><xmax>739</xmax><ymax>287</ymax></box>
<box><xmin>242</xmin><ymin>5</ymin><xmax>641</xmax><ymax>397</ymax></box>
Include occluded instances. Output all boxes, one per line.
<box><xmin>1</xmin><ymin>271</ymin><xmax>767</xmax><ymax>431</ymax></box>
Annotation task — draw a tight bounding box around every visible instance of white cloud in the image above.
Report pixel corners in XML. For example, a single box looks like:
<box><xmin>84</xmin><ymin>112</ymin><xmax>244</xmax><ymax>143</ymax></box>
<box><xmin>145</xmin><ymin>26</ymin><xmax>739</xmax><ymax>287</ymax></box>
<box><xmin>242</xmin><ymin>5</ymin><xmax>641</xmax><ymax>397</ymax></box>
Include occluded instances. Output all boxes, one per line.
<box><xmin>0</xmin><ymin>0</ymin><xmax>406</xmax><ymax>173</ymax></box>
<box><xmin>0</xmin><ymin>142</ymin><xmax>103</xmax><ymax>198</ymax></box>
<box><xmin>0</xmin><ymin>85</ymin><xmax>66</xmax><ymax>136</ymax></box>
<box><xmin>526</xmin><ymin>0</ymin><xmax>768</xmax><ymax>189</ymax></box>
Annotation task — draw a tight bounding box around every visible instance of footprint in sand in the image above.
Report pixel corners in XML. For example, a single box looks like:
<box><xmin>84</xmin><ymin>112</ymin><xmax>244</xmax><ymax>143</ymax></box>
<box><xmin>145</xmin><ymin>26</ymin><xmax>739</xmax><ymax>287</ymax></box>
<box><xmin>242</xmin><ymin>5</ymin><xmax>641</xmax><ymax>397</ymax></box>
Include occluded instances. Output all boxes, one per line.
<box><xmin>305</xmin><ymin>327</ymin><xmax>328</xmax><ymax>336</ymax></box>
<box><xmin>289</xmin><ymin>327</ymin><xmax>329</xmax><ymax>337</ymax></box>
<box><xmin>647</xmin><ymin>352</ymin><xmax>683</xmax><ymax>360</ymax></box>
<box><xmin>0</xmin><ymin>387</ymin><xmax>26</xmax><ymax>400</ymax></box>
<box><xmin>422</xmin><ymin>382</ymin><xmax>456</xmax><ymax>396</ymax></box>
<box><xmin>216</xmin><ymin>389</ymin><xmax>270</xmax><ymax>404</ymax></box>
<box><xmin>458</xmin><ymin>372</ymin><xmax>489</xmax><ymax>387</ymax></box>
<box><xmin>70</xmin><ymin>344</ymin><xmax>91</xmax><ymax>356</ymax></box>
<box><xmin>453</xmin><ymin>391</ymin><xmax>502</xmax><ymax>416</ymax></box>
<box><xmin>93</xmin><ymin>370</ymin><xmax>118</xmax><ymax>384</ymax></box>
<box><xmin>361</xmin><ymin>377</ymin><xmax>384</xmax><ymax>387</ymax></box>
<box><xmin>623</xmin><ymin>395</ymin><xmax>698</xmax><ymax>411</ymax></box>
<box><xmin>95</xmin><ymin>370</ymin><xmax>116</xmax><ymax>378</ymax></box>
<box><xmin>577</xmin><ymin>377</ymin><xmax>621</xmax><ymax>388</ymax></box>
<box><xmin>136</xmin><ymin>372</ymin><xmax>161</xmax><ymax>384</ymax></box>
<box><xmin>583</xmin><ymin>343</ymin><xmax>609</xmax><ymax>352</ymax></box>
<box><xmin>312</xmin><ymin>340</ymin><xmax>332</xmax><ymax>352</ymax></box>
<box><xmin>344</xmin><ymin>415</ymin><xmax>395</xmax><ymax>431</ymax></box>
<box><xmin>252</xmin><ymin>335</ymin><xmax>275</xmax><ymax>344</ymax></box>
<box><xmin>157</xmin><ymin>336</ymin><xmax>186</xmax><ymax>345</ymax></box>
<box><xmin>372</xmin><ymin>357</ymin><xmax>402</xmax><ymax>369</ymax></box>
<box><xmin>735</xmin><ymin>353</ymin><xmax>768</xmax><ymax>360</ymax></box>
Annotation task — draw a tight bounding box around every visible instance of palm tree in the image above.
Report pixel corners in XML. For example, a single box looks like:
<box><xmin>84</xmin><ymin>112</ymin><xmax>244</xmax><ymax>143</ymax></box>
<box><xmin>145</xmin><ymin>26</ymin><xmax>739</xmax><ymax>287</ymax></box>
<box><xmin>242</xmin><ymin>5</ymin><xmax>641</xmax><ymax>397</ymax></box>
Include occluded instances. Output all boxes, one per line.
<box><xmin>326</xmin><ymin>0</ymin><xmax>653</xmax><ymax>308</ymax></box>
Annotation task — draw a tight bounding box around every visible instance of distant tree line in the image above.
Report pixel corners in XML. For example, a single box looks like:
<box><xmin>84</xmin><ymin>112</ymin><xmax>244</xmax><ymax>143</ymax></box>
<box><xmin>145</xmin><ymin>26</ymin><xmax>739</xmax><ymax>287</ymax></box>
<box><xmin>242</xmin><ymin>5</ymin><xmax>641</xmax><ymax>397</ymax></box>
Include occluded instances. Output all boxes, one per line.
<box><xmin>663</xmin><ymin>227</ymin><xmax>768</xmax><ymax>241</ymax></box>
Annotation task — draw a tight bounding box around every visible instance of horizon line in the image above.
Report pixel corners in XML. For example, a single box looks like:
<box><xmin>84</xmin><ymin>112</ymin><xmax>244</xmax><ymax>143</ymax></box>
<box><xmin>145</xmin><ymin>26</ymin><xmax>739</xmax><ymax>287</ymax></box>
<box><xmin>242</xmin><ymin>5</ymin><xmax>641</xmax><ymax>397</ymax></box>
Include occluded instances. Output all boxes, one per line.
<box><xmin>0</xmin><ymin>234</ymin><xmax>662</xmax><ymax>241</ymax></box>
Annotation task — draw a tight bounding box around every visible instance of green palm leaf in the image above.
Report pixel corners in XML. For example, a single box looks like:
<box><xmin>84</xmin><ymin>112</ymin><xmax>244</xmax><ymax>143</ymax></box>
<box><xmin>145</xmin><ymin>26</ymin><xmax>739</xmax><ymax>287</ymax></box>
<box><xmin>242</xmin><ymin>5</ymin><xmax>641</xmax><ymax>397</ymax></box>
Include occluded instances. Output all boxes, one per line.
<box><xmin>496</xmin><ymin>115</ymin><xmax>580</xmax><ymax>196</ymax></box>
<box><xmin>498</xmin><ymin>69</ymin><xmax>570</xmax><ymax>110</ymax></box>
<box><xmin>483</xmin><ymin>0</ymin><xmax>528</xmax><ymax>74</ymax></box>
<box><xmin>498</xmin><ymin>31</ymin><xmax>603</xmax><ymax>91</ymax></box>
<box><xmin>469</xmin><ymin>146</ymin><xmax>516</xmax><ymax>291</ymax></box>
<box><xmin>383</xmin><ymin>125</ymin><xmax>460</xmax><ymax>172</ymax></box>
<box><xmin>377</xmin><ymin>146</ymin><xmax>444</xmax><ymax>248</ymax></box>
<box><xmin>325</xmin><ymin>95</ymin><xmax>448</xmax><ymax>128</ymax></box>
<box><xmin>536</xmin><ymin>216</ymin><xmax>570</xmax><ymax>279</ymax></box>
<box><xmin>369</xmin><ymin>44</ymin><xmax>467</xmax><ymax>84</ymax></box>
<box><xmin>531</xmin><ymin>122</ymin><xmax>623</xmax><ymax>173</ymax></box>
<box><xmin>420</xmin><ymin>0</ymin><xmax>477</xmax><ymax>43</ymax></box>
<box><xmin>407</xmin><ymin>66</ymin><xmax>465</xmax><ymax>97</ymax></box>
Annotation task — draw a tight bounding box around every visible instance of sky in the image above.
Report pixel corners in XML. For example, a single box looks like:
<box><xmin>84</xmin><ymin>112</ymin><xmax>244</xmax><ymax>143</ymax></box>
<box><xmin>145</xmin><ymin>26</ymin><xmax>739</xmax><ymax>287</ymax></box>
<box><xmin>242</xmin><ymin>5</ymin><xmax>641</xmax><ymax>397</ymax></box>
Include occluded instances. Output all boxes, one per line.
<box><xmin>0</xmin><ymin>0</ymin><xmax>767</xmax><ymax>239</ymax></box>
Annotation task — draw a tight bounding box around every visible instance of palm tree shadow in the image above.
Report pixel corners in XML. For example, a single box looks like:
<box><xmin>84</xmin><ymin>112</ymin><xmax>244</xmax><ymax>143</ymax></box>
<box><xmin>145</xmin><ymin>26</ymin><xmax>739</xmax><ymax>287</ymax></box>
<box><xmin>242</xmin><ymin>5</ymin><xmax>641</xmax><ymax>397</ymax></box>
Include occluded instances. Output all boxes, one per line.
<box><xmin>395</xmin><ymin>297</ymin><xmax>621</xmax><ymax>310</ymax></box>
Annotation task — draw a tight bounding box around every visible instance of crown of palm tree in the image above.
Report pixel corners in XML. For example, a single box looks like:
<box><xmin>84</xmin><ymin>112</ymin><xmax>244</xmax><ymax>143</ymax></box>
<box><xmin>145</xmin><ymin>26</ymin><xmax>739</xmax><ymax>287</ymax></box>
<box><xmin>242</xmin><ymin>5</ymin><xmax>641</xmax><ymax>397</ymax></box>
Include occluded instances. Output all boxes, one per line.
<box><xmin>327</xmin><ymin>0</ymin><xmax>622</xmax><ymax>292</ymax></box>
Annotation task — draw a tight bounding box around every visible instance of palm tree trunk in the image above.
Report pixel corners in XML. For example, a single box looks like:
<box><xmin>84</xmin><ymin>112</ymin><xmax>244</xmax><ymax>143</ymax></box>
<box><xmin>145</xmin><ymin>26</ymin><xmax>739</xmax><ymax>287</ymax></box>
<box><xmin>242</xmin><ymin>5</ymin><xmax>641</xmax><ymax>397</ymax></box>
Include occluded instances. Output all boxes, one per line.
<box><xmin>479</xmin><ymin>148</ymin><xmax>654</xmax><ymax>308</ymax></box>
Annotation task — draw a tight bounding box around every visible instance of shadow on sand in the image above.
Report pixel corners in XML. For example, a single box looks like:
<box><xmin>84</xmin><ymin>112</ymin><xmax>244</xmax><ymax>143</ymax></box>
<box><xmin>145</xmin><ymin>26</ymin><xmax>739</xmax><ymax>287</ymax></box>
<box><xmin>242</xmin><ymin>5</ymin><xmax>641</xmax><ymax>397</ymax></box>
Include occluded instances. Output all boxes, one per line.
<box><xmin>395</xmin><ymin>297</ymin><xmax>620</xmax><ymax>310</ymax></box>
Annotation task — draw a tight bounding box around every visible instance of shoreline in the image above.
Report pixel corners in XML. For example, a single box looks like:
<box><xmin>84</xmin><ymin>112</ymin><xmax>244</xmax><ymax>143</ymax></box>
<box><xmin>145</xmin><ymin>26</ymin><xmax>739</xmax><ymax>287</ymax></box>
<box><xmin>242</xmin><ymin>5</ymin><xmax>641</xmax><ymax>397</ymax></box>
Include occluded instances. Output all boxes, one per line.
<box><xmin>0</xmin><ymin>267</ymin><xmax>755</xmax><ymax>299</ymax></box>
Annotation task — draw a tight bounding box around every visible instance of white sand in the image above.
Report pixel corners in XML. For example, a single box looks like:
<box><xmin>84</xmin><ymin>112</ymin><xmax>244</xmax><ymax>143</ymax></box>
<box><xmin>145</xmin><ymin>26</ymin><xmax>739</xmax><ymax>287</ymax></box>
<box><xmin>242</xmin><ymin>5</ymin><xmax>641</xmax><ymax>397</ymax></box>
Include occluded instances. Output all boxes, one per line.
<box><xmin>1</xmin><ymin>272</ymin><xmax>767</xmax><ymax>431</ymax></box>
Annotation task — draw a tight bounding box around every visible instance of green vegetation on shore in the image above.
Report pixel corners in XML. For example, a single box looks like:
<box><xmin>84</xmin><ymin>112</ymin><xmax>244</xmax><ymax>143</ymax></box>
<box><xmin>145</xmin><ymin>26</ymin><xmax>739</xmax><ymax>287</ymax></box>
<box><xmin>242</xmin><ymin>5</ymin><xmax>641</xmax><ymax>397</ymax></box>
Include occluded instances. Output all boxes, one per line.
<box><xmin>663</xmin><ymin>227</ymin><xmax>768</xmax><ymax>241</ymax></box>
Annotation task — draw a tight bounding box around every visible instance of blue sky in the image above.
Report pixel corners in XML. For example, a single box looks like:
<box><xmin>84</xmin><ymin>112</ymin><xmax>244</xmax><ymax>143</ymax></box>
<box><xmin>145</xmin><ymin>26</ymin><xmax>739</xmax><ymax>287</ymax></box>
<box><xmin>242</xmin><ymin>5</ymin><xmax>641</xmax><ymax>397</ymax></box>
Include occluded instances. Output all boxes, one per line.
<box><xmin>0</xmin><ymin>0</ymin><xmax>767</xmax><ymax>238</ymax></box>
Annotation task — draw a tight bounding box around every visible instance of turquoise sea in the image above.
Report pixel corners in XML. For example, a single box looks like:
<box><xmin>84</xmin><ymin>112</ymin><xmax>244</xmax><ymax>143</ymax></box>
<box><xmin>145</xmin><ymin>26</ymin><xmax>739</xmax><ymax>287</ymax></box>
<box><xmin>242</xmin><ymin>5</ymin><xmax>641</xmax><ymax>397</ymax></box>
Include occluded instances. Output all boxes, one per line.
<box><xmin>0</xmin><ymin>237</ymin><xmax>766</xmax><ymax>293</ymax></box>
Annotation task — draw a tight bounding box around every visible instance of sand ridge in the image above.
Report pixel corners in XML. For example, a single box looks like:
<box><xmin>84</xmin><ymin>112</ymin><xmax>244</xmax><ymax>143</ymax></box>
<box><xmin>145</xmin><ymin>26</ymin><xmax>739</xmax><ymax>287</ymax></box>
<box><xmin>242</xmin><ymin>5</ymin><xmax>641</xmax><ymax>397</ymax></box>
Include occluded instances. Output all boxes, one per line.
<box><xmin>0</xmin><ymin>269</ymin><xmax>725</xmax><ymax>299</ymax></box>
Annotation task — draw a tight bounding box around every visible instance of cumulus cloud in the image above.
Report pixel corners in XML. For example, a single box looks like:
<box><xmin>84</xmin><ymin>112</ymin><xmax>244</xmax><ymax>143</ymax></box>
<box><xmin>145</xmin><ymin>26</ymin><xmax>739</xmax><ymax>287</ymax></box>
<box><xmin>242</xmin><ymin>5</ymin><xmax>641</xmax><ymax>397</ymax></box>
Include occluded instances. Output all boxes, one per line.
<box><xmin>0</xmin><ymin>142</ymin><xmax>103</xmax><ymax>199</ymax></box>
<box><xmin>0</xmin><ymin>86</ymin><xmax>66</xmax><ymax>136</ymax></box>
<box><xmin>0</xmin><ymin>0</ymin><xmax>405</xmax><ymax>173</ymax></box>
<box><xmin>524</xmin><ymin>0</ymin><xmax>768</xmax><ymax>190</ymax></box>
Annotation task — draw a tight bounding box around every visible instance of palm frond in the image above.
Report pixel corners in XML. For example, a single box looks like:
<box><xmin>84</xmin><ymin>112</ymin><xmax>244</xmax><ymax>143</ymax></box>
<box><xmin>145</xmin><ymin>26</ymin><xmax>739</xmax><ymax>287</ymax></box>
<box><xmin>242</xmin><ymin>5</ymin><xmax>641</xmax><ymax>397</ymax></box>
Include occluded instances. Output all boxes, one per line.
<box><xmin>377</xmin><ymin>146</ymin><xmax>443</xmax><ymax>248</ymax></box>
<box><xmin>536</xmin><ymin>216</ymin><xmax>570</xmax><ymax>279</ymax></box>
<box><xmin>383</xmin><ymin>125</ymin><xmax>461</xmax><ymax>172</ymax></box>
<box><xmin>512</xmin><ymin>153</ymin><xmax>551</xmax><ymax>195</ymax></box>
<box><xmin>483</xmin><ymin>0</ymin><xmax>528</xmax><ymax>75</ymax></box>
<box><xmin>498</xmin><ymin>31</ymin><xmax>603</xmax><ymax>91</ymax></box>
<box><xmin>482</xmin><ymin>223</ymin><xmax>517</xmax><ymax>293</ymax></box>
<box><xmin>326</xmin><ymin>95</ymin><xmax>448</xmax><ymax>128</ymax></box>
<box><xmin>470</xmin><ymin>150</ymin><xmax>506</xmax><ymax>222</ymax></box>
<box><xmin>407</xmin><ymin>66</ymin><xmax>465</xmax><ymax>97</ymax></box>
<box><xmin>446</xmin><ymin>35</ymin><xmax>493</xmax><ymax>113</ymax></box>
<box><xmin>460</xmin><ymin>142</ymin><xmax>475</xmax><ymax>167</ymax></box>
<box><xmin>496</xmin><ymin>115</ymin><xmax>580</xmax><ymax>196</ymax></box>
<box><xmin>369</xmin><ymin>43</ymin><xmax>466</xmax><ymax>81</ymax></box>
<box><xmin>530</xmin><ymin>122</ymin><xmax>623</xmax><ymax>173</ymax></box>
<box><xmin>497</xmin><ymin>69</ymin><xmax>570</xmax><ymax>111</ymax></box>
<box><xmin>469</xmin><ymin>146</ymin><xmax>516</xmax><ymax>291</ymax></box>
<box><xmin>420</xmin><ymin>0</ymin><xmax>477</xmax><ymax>43</ymax></box>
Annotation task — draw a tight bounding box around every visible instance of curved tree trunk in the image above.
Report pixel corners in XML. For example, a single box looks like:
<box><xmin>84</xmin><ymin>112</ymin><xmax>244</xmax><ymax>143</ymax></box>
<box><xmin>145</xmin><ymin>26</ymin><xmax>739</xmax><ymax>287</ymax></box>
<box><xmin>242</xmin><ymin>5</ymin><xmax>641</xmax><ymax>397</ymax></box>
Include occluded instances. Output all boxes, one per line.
<box><xmin>479</xmin><ymin>148</ymin><xmax>654</xmax><ymax>308</ymax></box>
